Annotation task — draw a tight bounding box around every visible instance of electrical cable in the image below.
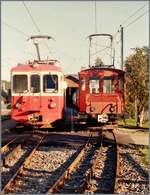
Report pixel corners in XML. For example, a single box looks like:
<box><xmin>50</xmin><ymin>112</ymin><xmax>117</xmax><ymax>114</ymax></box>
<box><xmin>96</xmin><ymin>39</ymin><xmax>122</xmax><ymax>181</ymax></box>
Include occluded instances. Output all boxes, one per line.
<box><xmin>113</xmin><ymin>3</ymin><xmax>148</xmax><ymax>42</ymax></box>
<box><xmin>121</xmin><ymin>3</ymin><xmax>148</xmax><ymax>26</ymax></box>
<box><xmin>22</xmin><ymin>1</ymin><xmax>41</xmax><ymax>34</ymax></box>
<box><xmin>2</xmin><ymin>21</ymin><xmax>29</xmax><ymax>37</ymax></box>
<box><xmin>124</xmin><ymin>9</ymin><xmax>149</xmax><ymax>28</ymax></box>
<box><xmin>22</xmin><ymin>1</ymin><xmax>55</xmax><ymax>59</ymax></box>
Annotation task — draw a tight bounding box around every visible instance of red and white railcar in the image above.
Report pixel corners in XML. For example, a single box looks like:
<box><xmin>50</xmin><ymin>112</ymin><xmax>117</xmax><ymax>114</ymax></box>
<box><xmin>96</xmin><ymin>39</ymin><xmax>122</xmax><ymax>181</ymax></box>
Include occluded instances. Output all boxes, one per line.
<box><xmin>11</xmin><ymin>35</ymin><xmax>67</xmax><ymax>127</ymax></box>
<box><xmin>11</xmin><ymin>60</ymin><xmax>67</xmax><ymax>127</ymax></box>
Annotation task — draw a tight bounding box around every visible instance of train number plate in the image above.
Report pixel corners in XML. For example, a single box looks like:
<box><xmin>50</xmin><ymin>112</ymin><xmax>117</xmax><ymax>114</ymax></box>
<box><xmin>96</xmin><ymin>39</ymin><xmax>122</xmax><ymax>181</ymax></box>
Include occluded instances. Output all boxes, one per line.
<box><xmin>97</xmin><ymin>114</ymin><xmax>108</xmax><ymax>123</ymax></box>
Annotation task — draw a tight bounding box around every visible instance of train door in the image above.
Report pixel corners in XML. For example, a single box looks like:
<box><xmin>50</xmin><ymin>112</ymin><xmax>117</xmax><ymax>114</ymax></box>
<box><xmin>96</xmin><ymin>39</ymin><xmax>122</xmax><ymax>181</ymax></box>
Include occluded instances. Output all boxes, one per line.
<box><xmin>79</xmin><ymin>78</ymin><xmax>86</xmax><ymax>111</ymax></box>
<box><xmin>86</xmin><ymin>77</ymin><xmax>101</xmax><ymax>113</ymax></box>
<box><xmin>29</xmin><ymin>74</ymin><xmax>41</xmax><ymax>111</ymax></box>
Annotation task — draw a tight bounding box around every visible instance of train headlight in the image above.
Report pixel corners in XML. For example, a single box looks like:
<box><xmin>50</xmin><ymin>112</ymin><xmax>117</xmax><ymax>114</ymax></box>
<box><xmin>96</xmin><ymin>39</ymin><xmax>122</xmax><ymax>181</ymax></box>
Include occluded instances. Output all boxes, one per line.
<box><xmin>15</xmin><ymin>103</ymin><xmax>22</xmax><ymax>109</ymax></box>
<box><xmin>90</xmin><ymin>106</ymin><xmax>96</xmax><ymax>112</ymax></box>
<box><xmin>49</xmin><ymin>102</ymin><xmax>56</xmax><ymax>109</ymax></box>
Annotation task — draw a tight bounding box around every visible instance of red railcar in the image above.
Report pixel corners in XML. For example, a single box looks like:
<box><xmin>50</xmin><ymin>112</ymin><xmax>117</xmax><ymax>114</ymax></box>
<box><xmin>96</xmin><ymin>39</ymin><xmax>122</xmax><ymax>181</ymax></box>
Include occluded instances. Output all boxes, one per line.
<box><xmin>11</xmin><ymin>36</ymin><xmax>67</xmax><ymax>127</ymax></box>
<box><xmin>11</xmin><ymin>60</ymin><xmax>67</xmax><ymax>127</ymax></box>
<box><xmin>77</xmin><ymin>33</ymin><xmax>125</xmax><ymax>124</ymax></box>
<box><xmin>77</xmin><ymin>66</ymin><xmax>125</xmax><ymax>124</ymax></box>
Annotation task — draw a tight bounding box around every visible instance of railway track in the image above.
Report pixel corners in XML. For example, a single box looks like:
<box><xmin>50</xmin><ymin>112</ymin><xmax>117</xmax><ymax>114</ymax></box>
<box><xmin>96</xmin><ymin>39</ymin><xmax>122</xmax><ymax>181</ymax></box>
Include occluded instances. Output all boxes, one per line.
<box><xmin>47</xmin><ymin>130</ymin><xmax>119</xmax><ymax>194</ymax></box>
<box><xmin>1</xmin><ymin>130</ymin><xmax>81</xmax><ymax>193</ymax></box>
<box><xmin>1</xmin><ymin>128</ymin><xmax>148</xmax><ymax>194</ymax></box>
<box><xmin>85</xmin><ymin>131</ymin><xmax>119</xmax><ymax>194</ymax></box>
<box><xmin>1</xmin><ymin>130</ymin><xmax>119</xmax><ymax>194</ymax></box>
<box><xmin>1</xmin><ymin>132</ymin><xmax>46</xmax><ymax>192</ymax></box>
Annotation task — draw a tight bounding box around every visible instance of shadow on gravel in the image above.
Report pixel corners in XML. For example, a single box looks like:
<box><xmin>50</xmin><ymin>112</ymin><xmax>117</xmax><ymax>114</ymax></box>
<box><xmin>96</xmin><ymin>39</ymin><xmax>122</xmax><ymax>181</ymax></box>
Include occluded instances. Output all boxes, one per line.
<box><xmin>121</xmin><ymin>153</ymin><xmax>149</xmax><ymax>180</ymax></box>
<box><xmin>94</xmin><ymin>144</ymin><xmax>116</xmax><ymax>193</ymax></box>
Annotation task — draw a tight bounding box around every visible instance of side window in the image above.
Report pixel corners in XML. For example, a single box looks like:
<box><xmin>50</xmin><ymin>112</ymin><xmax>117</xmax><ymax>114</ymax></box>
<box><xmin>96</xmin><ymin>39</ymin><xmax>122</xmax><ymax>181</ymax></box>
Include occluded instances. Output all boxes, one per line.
<box><xmin>43</xmin><ymin>75</ymin><xmax>58</xmax><ymax>93</ymax></box>
<box><xmin>103</xmin><ymin>77</ymin><xmax>114</xmax><ymax>93</ymax></box>
<box><xmin>31</xmin><ymin>75</ymin><xmax>40</xmax><ymax>93</ymax></box>
<box><xmin>89</xmin><ymin>78</ymin><xmax>100</xmax><ymax>94</ymax></box>
<box><xmin>81</xmin><ymin>79</ymin><xmax>85</xmax><ymax>91</ymax></box>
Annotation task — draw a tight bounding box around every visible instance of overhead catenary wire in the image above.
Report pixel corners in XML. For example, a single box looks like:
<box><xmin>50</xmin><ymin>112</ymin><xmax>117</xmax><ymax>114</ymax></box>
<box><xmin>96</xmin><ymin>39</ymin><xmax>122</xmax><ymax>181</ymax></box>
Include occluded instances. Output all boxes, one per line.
<box><xmin>22</xmin><ymin>2</ymin><xmax>82</xmax><ymax>64</ymax></box>
<box><xmin>121</xmin><ymin>3</ymin><xmax>148</xmax><ymax>26</ymax></box>
<box><xmin>22</xmin><ymin>1</ymin><xmax>41</xmax><ymax>34</ymax></box>
<box><xmin>2</xmin><ymin>21</ymin><xmax>37</xmax><ymax>59</ymax></box>
<box><xmin>22</xmin><ymin>1</ymin><xmax>55</xmax><ymax>59</ymax></box>
<box><xmin>2</xmin><ymin>21</ymin><xmax>29</xmax><ymax>37</ymax></box>
<box><xmin>112</xmin><ymin>4</ymin><xmax>148</xmax><ymax>68</ymax></box>
<box><xmin>124</xmin><ymin>9</ymin><xmax>149</xmax><ymax>28</ymax></box>
<box><xmin>22</xmin><ymin>2</ymin><xmax>78</xmax><ymax>63</ymax></box>
<box><xmin>113</xmin><ymin>3</ymin><xmax>148</xmax><ymax>41</ymax></box>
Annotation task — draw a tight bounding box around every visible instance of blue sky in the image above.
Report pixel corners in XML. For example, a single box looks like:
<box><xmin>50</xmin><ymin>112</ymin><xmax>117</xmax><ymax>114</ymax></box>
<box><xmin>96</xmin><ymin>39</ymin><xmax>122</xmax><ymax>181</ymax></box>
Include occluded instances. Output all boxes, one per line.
<box><xmin>2</xmin><ymin>1</ymin><xmax>149</xmax><ymax>81</ymax></box>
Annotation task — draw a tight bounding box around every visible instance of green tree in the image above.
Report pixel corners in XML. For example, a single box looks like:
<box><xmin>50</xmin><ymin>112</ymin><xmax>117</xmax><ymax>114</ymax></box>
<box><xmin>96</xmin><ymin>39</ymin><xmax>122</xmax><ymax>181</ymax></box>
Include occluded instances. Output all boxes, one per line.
<box><xmin>125</xmin><ymin>46</ymin><xmax>148</xmax><ymax>127</ymax></box>
<box><xmin>95</xmin><ymin>57</ymin><xmax>104</xmax><ymax>66</ymax></box>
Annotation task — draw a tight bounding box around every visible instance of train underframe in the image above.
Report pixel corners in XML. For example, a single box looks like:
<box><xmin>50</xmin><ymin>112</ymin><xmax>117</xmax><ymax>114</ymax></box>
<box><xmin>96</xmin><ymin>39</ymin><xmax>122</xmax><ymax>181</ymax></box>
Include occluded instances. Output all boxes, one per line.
<box><xmin>76</xmin><ymin>112</ymin><xmax>126</xmax><ymax>126</ymax></box>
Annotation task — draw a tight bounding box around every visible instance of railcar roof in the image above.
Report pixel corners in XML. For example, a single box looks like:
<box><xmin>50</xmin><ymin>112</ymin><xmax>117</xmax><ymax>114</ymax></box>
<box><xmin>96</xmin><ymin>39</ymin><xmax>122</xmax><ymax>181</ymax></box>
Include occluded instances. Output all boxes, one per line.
<box><xmin>80</xmin><ymin>65</ymin><xmax>125</xmax><ymax>73</ymax></box>
<box><xmin>11</xmin><ymin>60</ymin><xmax>63</xmax><ymax>72</ymax></box>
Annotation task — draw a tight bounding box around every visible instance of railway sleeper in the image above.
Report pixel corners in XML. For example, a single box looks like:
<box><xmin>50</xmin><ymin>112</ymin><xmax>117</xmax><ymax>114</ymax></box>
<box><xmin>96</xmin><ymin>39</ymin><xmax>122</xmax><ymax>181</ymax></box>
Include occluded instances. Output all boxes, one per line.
<box><xmin>61</xmin><ymin>178</ymin><xmax>87</xmax><ymax>193</ymax></box>
<box><xmin>2</xmin><ymin>144</ymin><xmax>22</xmax><ymax>167</ymax></box>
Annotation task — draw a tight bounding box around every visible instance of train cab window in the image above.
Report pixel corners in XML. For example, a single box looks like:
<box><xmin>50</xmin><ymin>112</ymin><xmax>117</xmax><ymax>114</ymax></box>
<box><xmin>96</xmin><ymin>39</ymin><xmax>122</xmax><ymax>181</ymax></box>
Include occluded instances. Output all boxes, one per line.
<box><xmin>119</xmin><ymin>78</ymin><xmax>124</xmax><ymax>91</ymax></box>
<box><xmin>89</xmin><ymin>78</ymin><xmax>100</xmax><ymax>94</ymax></box>
<box><xmin>43</xmin><ymin>75</ymin><xmax>58</xmax><ymax>93</ymax></box>
<box><xmin>103</xmin><ymin>77</ymin><xmax>114</xmax><ymax>93</ymax></box>
<box><xmin>31</xmin><ymin>75</ymin><xmax>40</xmax><ymax>93</ymax></box>
<box><xmin>13</xmin><ymin>75</ymin><xmax>28</xmax><ymax>93</ymax></box>
<box><xmin>81</xmin><ymin>79</ymin><xmax>85</xmax><ymax>91</ymax></box>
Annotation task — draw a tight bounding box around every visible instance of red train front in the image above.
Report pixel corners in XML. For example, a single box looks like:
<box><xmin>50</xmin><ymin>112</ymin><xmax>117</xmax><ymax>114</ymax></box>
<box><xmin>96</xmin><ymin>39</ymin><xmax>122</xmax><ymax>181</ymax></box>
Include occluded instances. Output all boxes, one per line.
<box><xmin>11</xmin><ymin>60</ymin><xmax>67</xmax><ymax>127</ymax></box>
<box><xmin>77</xmin><ymin>66</ymin><xmax>125</xmax><ymax>124</ymax></box>
<box><xmin>77</xmin><ymin>33</ymin><xmax>125</xmax><ymax>124</ymax></box>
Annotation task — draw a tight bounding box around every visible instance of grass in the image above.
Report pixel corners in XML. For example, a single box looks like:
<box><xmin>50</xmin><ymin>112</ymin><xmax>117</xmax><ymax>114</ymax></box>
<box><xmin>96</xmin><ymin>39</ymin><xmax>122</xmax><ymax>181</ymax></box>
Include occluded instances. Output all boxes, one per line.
<box><xmin>138</xmin><ymin>146</ymin><xmax>149</xmax><ymax>166</ymax></box>
<box><xmin>118</xmin><ymin>118</ymin><xmax>149</xmax><ymax>129</ymax></box>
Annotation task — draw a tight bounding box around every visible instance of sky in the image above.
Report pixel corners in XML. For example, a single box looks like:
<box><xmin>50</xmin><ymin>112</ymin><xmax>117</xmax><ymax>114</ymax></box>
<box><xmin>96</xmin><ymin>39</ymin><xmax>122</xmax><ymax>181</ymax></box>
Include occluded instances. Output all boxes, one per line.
<box><xmin>1</xmin><ymin>0</ymin><xmax>149</xmax><ymax>81</ymax></box>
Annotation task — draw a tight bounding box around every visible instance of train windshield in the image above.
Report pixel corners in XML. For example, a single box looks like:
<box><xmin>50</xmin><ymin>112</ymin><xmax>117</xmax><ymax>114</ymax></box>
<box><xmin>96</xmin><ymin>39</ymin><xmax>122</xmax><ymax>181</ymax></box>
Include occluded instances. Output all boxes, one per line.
<box><xmin>89</xmin><ymin>78</ymin><xmax>100</xmax><ymax>94</ymax></box>
<box><xmin>103</xmin><ymin>77</ymin><xmax>114</xmax><ymax>93</ymax></box>
<box><xmin>43</xmin><ymin>74</ymin><xmax>58</xmax><ymax>93</ymax></box>
<box><xmin>13</xmin><ymin>75</ymin><xmax>28</xmax><ymax>93</ymax></box>
<box><xmin>31</xmin><ymin>75</ymin><xmax>40</xmax><ymax>93</ymax></box>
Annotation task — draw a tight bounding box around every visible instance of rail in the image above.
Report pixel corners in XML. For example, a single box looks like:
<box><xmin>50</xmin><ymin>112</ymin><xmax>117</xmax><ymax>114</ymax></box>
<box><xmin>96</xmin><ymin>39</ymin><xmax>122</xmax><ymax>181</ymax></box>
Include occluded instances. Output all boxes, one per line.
<box><xmin>47</xmin><ymin>133</ymin><xmax>95</xmax><ymax>193</ymax></box>
<box><xmin>1</xmin><ymin>133</ymin><xmax>46</xmax><ymax>193</ymax></box>
<box><xmin>1</xmin><ymin>134</ymin><xmax>24</xmax><ymax>154</ymax></box>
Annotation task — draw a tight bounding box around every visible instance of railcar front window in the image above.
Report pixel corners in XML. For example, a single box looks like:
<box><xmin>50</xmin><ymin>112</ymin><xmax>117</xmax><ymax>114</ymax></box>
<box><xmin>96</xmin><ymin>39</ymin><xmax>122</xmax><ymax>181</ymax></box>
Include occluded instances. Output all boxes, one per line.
<box><xmin>89</xmin><ymin>78</ymin><xmax>100</xmax><ymax>94</ymax></box>
<box><xmin>31</xmin><ymin>75</ymin><xmax>40</xmax><ymax>93</ymax></box>
<box><xmin>103</xmin><ymin>77</ymin><xmax>114</xmax><ymax>93</ymax></box>
<box><xmin>43</xmin><ymin>75</ymin><xmax>58</xmax><ymax>93</ymax></box>
<box><xmin>13</xmin><ymin>75</ymin><xmax>28</xmax><ymax>93</ymax></box>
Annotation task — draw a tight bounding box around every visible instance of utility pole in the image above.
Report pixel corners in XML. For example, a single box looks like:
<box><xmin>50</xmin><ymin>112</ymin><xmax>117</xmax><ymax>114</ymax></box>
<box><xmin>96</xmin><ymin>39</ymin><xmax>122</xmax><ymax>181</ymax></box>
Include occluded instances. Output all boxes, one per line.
<box><xmin>120</xmin><ymin>25</ymin><xmax>124</xmax><ymax>70</ymax></box>
<box><xmin>89</xmin><ymin>37</ymin><xmax>92</xmax><ymax>67</ymax></box>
